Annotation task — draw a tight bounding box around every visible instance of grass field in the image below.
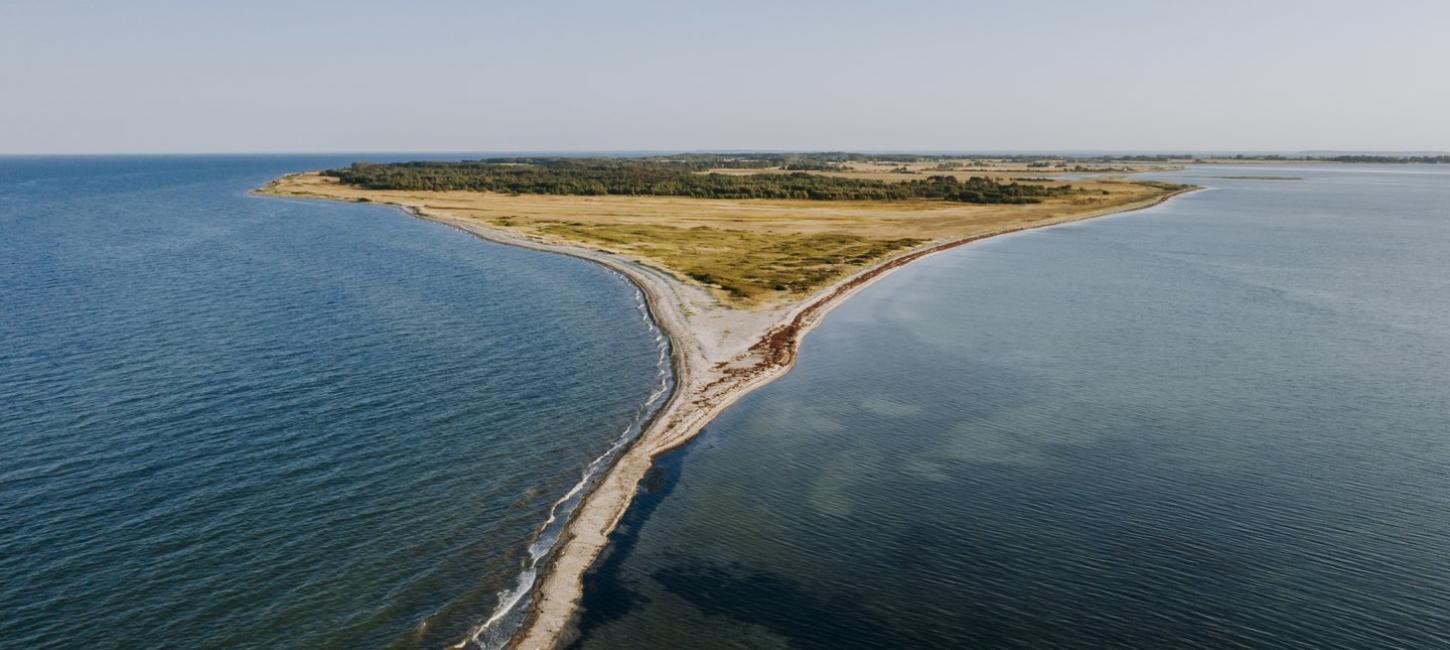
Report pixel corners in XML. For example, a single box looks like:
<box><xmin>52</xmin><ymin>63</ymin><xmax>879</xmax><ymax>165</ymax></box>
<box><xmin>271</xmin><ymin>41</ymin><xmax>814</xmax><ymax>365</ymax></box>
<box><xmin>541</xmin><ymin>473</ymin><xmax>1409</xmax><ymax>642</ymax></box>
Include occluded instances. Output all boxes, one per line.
<box><xmin>262</xmin><ymin>172</ymin><xmax>1186</xmax><ymax>305</ymax></box>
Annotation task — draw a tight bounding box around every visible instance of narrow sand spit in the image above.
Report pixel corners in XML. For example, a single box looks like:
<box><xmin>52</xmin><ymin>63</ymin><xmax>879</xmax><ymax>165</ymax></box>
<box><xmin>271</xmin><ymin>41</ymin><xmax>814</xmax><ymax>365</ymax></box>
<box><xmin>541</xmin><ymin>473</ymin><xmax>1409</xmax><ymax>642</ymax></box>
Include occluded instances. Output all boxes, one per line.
<box><xmin>257</xmin><ymin>181</ymin><xmax>1194</xmax><ymax>649</ymax></box>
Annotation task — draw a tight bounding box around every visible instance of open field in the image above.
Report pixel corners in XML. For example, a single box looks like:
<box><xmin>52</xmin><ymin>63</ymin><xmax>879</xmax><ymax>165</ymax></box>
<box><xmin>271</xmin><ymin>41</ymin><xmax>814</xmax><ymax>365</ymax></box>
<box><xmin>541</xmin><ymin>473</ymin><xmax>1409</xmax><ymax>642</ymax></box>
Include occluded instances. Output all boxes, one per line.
<box><xmin>261</xmin><ymin>172</ymin><xmax>1185</xmax><ymax>305</ymax></box>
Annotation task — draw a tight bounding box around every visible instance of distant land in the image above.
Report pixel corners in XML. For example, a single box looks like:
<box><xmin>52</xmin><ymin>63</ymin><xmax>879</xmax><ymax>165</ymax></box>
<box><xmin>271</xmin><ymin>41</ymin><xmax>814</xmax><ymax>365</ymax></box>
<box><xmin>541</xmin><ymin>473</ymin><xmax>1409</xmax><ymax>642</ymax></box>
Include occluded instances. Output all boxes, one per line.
<box><xmin>1207</xmin><ymin>153</ymin><xmax>1450</xmax><ymax>164</ymax></box>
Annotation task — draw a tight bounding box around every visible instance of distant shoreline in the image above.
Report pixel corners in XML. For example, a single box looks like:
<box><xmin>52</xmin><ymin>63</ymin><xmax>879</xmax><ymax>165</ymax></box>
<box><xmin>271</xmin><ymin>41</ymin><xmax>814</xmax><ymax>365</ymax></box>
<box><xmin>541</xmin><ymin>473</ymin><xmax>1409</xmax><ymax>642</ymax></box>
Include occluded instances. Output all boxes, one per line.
<box><xmin>256</xmin><ymin>177</ymin><xmax>1196</xmax><ymax>649</ymax></box>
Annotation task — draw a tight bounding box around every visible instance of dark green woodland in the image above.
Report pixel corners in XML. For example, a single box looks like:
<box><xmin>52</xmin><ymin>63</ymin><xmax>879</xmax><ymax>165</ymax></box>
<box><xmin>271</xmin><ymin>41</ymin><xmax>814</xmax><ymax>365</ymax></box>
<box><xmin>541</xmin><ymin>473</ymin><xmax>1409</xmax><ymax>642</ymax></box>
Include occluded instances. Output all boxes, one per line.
<box><xmin>325</xmin><ymin>156</ymin><xmax>1081</xmax><ymax>204</ymax></box>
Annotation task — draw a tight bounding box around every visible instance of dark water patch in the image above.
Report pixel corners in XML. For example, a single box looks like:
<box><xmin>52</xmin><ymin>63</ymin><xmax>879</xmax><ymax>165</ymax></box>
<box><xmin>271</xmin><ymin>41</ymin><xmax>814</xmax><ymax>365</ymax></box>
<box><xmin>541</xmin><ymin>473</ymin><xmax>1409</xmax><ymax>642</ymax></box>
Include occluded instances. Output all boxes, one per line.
<box><xmin>569</xmin><ymin>447</ymin><xmax>691</xmax><ymax>643</ymax></box>
<box><xmin>649</xmin><ymin>560</ymin><xmax>902</xmax><ymax>649</ymax></box>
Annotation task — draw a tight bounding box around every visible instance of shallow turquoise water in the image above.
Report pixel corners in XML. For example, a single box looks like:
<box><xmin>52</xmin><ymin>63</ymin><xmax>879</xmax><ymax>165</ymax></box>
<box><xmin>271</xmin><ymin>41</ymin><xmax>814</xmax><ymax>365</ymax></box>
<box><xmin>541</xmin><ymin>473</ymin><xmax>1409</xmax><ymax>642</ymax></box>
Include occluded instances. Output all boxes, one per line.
<box><xmin>574</xmin><ymin>165</ymin><xmax>1450</xmax><ymax>649</ymax></box>
<box><xmin>0</xmin><ymin>156</ymin><xmax>670</xmax><ymax>649</ymax></box>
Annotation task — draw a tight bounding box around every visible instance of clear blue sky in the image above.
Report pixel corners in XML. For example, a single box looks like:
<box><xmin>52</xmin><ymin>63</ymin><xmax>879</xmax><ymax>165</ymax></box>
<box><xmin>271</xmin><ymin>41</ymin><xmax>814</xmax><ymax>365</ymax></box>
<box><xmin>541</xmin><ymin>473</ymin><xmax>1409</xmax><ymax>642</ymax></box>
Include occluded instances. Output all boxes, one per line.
<box><xmin>2</xmin><ymin>0</ymin><xmax>1446</xmax><ymax>154</ymax></box>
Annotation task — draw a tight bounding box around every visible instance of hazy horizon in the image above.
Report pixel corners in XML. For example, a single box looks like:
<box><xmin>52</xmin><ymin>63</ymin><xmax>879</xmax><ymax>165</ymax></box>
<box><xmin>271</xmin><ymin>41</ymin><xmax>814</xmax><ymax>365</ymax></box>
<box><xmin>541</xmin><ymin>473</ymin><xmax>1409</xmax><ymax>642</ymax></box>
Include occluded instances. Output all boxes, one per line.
<box><xmin>3</xmin><ymin>0</ymin><xmax>1448</xmax><ymax>154</ymax></box>
<box><xmin>4</xmin><ymin>149</ymin><xmax>1449</xmax><ymax>159</ymax></box>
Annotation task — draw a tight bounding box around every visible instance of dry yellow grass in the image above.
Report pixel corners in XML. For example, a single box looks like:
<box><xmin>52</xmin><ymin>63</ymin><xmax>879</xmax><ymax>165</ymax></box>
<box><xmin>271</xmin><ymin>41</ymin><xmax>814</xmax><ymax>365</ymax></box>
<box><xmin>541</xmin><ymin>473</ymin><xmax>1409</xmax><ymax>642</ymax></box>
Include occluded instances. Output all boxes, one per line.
<box><xmin>261</xmin><ymin>172</ymin><xmax>1184</xmax><ymax>305</ymax></box>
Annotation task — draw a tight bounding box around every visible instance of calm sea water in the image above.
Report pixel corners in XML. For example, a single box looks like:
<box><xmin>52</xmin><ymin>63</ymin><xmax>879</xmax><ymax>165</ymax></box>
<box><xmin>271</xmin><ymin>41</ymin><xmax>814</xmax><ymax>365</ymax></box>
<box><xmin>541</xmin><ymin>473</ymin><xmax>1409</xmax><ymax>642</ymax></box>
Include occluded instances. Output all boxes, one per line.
<box><xmin>574</xmin><ymin>165</ymin><xmax>1450</xmax><ymax>649</ymax></box>
<box><xmin>0</xmin><ymin>156</ymin><xmax>670</xmax><ymax>649</ymax></box>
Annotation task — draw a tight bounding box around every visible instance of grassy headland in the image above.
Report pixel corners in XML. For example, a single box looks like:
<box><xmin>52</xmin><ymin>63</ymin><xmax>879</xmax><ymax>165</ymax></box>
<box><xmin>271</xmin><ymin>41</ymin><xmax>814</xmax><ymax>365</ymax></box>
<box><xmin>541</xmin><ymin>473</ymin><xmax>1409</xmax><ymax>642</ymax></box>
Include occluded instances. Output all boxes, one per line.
<box><xmin>263</xmin><ymin>155</ymin><xmax>1190</xmax><ymax>305</ymax></box>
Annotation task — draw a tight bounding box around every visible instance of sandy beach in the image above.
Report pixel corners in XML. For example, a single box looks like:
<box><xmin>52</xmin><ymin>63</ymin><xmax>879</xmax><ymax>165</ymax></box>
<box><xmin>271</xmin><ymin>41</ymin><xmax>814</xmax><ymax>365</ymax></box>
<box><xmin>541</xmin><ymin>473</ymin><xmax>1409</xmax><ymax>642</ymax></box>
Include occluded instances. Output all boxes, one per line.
<box><xmin>257</xmin><ymin>178</ymin><xmax>1195</xmax><ymax>649</ymax></box>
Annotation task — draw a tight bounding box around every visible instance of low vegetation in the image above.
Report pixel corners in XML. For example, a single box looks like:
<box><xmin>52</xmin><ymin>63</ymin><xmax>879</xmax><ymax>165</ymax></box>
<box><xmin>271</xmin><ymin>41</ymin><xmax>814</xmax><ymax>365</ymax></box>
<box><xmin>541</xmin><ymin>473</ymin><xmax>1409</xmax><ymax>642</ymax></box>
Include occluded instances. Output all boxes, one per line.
<box><xmin>532</xmin><ymin>221</ymin><xmax>923</xmax><ymax>300</ymax></box>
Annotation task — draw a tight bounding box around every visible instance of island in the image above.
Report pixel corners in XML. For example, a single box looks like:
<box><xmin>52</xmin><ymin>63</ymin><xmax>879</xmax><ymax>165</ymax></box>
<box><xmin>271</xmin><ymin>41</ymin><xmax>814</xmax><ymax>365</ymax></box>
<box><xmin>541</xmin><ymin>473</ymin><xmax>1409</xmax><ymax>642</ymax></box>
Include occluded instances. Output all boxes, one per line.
<box><xmin>258</xmin><ymin>153</ymin><xmax>1195</xmax><ymax>649</ymax></box>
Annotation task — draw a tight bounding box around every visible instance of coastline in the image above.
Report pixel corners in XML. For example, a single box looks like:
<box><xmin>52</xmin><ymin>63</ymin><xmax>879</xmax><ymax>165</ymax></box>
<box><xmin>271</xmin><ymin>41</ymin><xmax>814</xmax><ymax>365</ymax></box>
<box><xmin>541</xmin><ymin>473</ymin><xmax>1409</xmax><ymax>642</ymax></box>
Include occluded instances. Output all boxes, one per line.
<box><xmin>255</xmin><ymin>180</ymin><xmax>1196</xmax><ymax>649</ymax></box>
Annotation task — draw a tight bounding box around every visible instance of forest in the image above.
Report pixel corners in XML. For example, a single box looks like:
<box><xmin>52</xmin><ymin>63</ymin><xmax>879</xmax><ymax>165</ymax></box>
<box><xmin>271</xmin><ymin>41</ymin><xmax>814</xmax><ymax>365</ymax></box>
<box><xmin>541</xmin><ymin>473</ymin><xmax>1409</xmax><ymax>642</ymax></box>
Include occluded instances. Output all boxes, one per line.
<box><xmin>325</xmin><ymin>158</ymin><xmax>1079</xmax><ymax>204</ymax></box>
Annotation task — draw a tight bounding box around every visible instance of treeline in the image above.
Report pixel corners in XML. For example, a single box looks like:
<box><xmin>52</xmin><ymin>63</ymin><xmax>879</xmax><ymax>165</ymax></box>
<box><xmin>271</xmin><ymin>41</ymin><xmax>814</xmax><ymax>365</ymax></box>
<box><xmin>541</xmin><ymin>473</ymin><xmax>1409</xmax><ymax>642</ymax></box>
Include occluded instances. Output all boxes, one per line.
<box><xmin>326</xmin><ymin>159</ymin><xmax>1079</xmax><ymax>203</ymax></box>
<box><xmin>902</xmin><ymin>175</ymin><xmax>1078</xmax><ymax>203</ymax></box>
<box><xmin>651</xmin><ymin>153</ymin><xmax>847</xmax><ymax>169</ymax></box>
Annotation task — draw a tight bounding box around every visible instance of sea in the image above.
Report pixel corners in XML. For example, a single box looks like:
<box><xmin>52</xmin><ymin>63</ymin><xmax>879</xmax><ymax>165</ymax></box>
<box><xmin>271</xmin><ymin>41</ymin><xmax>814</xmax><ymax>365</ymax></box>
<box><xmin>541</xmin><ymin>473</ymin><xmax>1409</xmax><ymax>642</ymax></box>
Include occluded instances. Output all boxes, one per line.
<box><xmin>0</xmin><ymin>155</ymin><xmax>671</xmax><ymax>649</ymax></box>
<box><xmin>571</xmin><ymin>164</ymin><xmax>1450</xmax><ymax>649</ymax></box>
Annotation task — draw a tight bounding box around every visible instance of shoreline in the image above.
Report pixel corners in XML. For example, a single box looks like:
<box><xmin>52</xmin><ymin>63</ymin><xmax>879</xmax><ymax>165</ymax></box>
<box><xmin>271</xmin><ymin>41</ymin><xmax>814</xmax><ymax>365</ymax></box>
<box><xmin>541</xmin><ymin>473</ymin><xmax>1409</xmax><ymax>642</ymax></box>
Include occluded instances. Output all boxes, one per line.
<box><xmin>255</xmin><ymin>180</ymin><xmax>1196</xmax><ymax>649</ymax></box>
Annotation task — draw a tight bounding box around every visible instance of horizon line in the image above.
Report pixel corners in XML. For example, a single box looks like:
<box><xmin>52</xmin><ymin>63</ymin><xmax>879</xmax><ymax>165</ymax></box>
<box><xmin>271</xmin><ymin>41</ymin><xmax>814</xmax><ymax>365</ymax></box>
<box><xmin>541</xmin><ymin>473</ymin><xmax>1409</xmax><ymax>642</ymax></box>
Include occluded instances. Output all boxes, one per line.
<box><xmin>4</xmin><ymin>148</ymin><xmax>1449</xmax><ymax>158</ymax></box>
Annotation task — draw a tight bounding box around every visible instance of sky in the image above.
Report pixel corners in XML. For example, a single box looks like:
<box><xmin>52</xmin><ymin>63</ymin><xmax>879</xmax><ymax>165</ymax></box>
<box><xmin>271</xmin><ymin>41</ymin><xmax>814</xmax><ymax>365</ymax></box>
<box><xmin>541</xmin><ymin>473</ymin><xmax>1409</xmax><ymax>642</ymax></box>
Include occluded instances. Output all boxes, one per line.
<box><xmin>2</xmin><ymin>0</ymin><xmax>1447</xmax><ymax>154</ymax></box>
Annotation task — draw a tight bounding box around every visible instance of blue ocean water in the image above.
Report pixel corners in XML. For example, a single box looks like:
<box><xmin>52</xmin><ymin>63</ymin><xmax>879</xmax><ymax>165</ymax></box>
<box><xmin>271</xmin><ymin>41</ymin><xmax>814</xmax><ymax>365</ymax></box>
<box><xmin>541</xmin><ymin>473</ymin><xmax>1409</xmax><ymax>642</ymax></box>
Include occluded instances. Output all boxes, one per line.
<box><xmin>574</xmin><ymin>165</ymin><xmax>1450</xmax><ymax>649</ymax></box>
<box><xmin>0</xmin><ymin>156</ymin><xmax>670</xmax><ymax>649</ymax></box>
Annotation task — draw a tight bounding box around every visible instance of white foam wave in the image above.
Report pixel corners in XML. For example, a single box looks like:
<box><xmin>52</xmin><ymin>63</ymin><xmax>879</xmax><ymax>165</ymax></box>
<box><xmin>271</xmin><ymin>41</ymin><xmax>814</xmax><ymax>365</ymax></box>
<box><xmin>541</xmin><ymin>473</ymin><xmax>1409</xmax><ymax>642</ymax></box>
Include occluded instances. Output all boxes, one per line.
<box><xmin>453</xmin><ymin>273</ymin><xmax>673</xmax><ymax>649</ymax></box>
